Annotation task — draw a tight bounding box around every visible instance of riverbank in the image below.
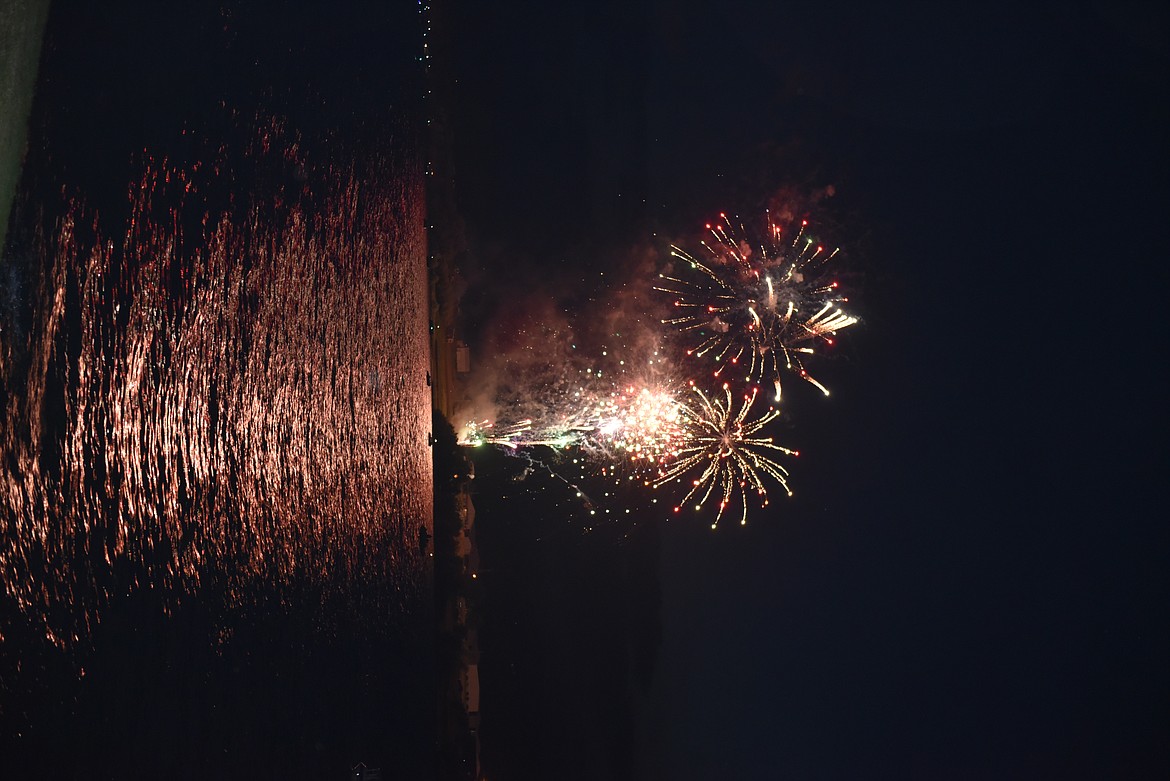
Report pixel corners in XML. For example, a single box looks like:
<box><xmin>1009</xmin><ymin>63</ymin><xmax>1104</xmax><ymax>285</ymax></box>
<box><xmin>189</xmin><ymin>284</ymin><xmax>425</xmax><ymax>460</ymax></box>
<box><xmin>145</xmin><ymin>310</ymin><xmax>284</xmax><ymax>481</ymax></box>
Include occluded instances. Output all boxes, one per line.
<box><xmin>422</xmin><ymin>1</ymin><xmax>483</xmax><ymax>776</ymax></box>
<box><xmin>428</xmin><ymin>146</ymin><xmax>481</xmax><ymax>781</ymax></box>
<box><xmin>427</xmin><ymin>186</ymin><xmax>481</xmax><ymax>777</ymax></box>
<box><xmin>431</xmin><ymin>411</ymin><xmax>481</xmax><ymax>780</ymax></box>
<box><xmin>0</xmin><ymin>0</ymin><xmax>50</xmax><ymax>255</ymax></box>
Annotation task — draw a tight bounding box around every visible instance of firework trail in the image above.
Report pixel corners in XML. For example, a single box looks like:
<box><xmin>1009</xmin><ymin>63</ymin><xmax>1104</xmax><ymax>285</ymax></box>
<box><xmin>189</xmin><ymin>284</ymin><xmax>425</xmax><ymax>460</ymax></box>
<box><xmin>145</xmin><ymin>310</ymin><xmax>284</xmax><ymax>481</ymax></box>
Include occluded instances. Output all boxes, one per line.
<box><xmin>458</xmin><ymin>342</ymin><xmax>688</xmax><ymax>462</ymax></box>
<box><xmin>459</xmin><ymin>377</ymin><xmax>798</xmax><ymax>528</ymax></box>
<box><xmin>456</xmin><ymin>384</ymin><xmax>679</xmax><ymax>457</ymax></box>
<box><xmin>656</xmin><ymin>212</ymin><xmax>856</xmax><ymax>399</ymax></box>
<box><xmin>655</xmin><ymin>382</ymin><xmax>798</xmax><ymax>528</ymax></box>
<box><xmin>457</xmin><ymin>419</ymin><xmax>585</xmax><ymax>450</ymax></box>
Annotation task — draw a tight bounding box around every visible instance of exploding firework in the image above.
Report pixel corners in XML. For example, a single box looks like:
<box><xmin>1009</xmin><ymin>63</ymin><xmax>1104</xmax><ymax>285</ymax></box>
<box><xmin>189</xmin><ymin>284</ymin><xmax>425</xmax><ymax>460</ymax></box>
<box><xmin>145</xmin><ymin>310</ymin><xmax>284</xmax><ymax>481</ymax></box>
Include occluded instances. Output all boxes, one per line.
<box><xmin>458</xmin><ymin>381</ymin><xmax>684</xmax><ymax>459</ymax></box>
<box><xmin>457</xmin><ymin>343</ymin><xmax>683</xmax><ymax>457</ymax></box>
<box><xmin>655</xmin><ymin>382</ymin><xmax>798</xmax><ymax>528</ymax></box>
<box><xmin>455</xmin><ymin>314</ymin><xmax>809</xmax><ymax>528</ymax></box>
<box><xmin>591</xmin><ymin>383</ymin><xmax>687</xmax><ymax>469</ymax></box>
<box><xmin>656</xmin><ymin>212</ymin><xmax>857</xmax><ymax>399</ymax></box>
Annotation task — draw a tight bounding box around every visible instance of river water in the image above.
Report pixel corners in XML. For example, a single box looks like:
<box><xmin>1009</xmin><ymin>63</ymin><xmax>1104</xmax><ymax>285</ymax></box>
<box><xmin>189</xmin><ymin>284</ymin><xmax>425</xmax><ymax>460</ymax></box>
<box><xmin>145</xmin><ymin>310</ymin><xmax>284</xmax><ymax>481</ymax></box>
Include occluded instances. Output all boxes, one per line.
<box><xmin>0</xmin><ymin>14</ymin><xmax>433</xmax><ymax>774</ymax></box>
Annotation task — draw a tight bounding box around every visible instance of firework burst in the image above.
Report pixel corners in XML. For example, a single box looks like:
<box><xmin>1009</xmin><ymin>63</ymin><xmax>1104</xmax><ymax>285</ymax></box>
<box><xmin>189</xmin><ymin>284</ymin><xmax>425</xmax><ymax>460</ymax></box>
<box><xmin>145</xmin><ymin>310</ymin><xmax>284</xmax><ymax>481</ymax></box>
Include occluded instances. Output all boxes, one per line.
<box><xmin>589</xmin><ymin>382</ymin><xmax>684</xmax><ymax>465</ymax></box>
<box><xmin>655</xmin><ymin>382</ymin><xmax>798</xmax><ymax>528</ymax></box>
<box><xmin>656</xmin><ymin>212</ymin><xmax>857</xmax><ymax>399</ymax></box>
<box><xmin>456</xmin><ymin>311</ymin><xmax>817</xmax><ymax>528</ymax></box>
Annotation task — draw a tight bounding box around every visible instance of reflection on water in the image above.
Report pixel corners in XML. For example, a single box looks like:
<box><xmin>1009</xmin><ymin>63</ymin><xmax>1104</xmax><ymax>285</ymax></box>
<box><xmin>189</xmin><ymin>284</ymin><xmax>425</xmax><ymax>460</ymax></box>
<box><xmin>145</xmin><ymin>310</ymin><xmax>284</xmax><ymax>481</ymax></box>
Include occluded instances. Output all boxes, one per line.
<box><xmin>0</xmin><ymin>118</ymin><xmax>431</xmax><ymax>648</ymax></box>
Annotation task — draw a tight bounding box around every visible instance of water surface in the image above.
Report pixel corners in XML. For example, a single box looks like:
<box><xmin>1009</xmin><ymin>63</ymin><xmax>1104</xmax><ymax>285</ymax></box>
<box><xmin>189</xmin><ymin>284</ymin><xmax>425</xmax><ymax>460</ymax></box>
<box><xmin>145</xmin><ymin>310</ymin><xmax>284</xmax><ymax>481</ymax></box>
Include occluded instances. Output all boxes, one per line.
<box><xmin>1</xmin><ymin>114</ymin><xmax>433</xmax><ymax>778</ymax></box>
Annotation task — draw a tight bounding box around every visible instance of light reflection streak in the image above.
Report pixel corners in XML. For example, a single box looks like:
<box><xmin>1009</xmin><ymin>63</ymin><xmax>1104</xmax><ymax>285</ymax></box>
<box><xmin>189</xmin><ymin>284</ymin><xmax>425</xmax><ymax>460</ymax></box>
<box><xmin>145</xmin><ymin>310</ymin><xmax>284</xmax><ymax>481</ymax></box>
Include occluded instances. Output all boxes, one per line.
<box><xmin>0</xmin><ymin>122</ymin><xmax>431</xmax><ymax>647</ymax></box>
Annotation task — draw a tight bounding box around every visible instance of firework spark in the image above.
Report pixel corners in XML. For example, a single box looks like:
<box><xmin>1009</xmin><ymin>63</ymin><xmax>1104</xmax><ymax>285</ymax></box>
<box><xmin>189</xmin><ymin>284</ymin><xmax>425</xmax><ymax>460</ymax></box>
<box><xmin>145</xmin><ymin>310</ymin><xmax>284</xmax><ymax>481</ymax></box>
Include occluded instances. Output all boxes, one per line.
<box><xmin>656</xmin><ymin>212</ymin><xmax>856</xmax><ymax>399</ymax></box>
<box><xmin>457</xmin><ymin>347</ymin><xmax>684</xmax><ymax>458</ymax></box>
<box><xmin>590</xmin><ymin>384</ymin><xmax>686</xmax><ymax>467</ymax></box>
<box><xmin>458</xmin><ymin>382</ymin><xmax>683</xmax><ymax>458</ymax></box>
<box><xmin>655</xmin><ymin>383</ymin><xmax>797</xmax><ymax>528</ymax></box>
<box><xmin>457</xmin><ymin>419</ymin><xmax>583</xmax><ymax>450</ymax></box>
<box><xmin>456</xmin><ymin>320</ymin><xmax>810</xmax><ymax>528</ymax></box>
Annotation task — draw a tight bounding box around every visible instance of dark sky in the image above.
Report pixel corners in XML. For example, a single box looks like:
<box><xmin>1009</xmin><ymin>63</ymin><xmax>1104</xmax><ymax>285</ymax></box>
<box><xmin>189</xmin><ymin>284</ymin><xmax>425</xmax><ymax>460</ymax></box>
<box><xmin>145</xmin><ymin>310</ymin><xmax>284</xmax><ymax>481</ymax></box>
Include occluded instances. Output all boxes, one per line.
<box><xmin>446</xmin><ymin>1</ymin><xmax>1170</xmax><ymax>778</ymax></box>
<box><xmin>7</xmin><ymin>1</ymin><xmax>1165</xmax><ymax>778</ymax></box>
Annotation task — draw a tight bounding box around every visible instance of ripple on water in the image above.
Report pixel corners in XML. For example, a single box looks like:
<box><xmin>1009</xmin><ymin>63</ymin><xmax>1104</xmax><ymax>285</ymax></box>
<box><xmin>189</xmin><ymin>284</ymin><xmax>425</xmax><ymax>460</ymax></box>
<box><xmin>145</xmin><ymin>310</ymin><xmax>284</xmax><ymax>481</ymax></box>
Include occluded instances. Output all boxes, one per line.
<box><xmin>0</xmin><ymin>118</ymin><xmax>431</xmax><ymax>648</ymax></box>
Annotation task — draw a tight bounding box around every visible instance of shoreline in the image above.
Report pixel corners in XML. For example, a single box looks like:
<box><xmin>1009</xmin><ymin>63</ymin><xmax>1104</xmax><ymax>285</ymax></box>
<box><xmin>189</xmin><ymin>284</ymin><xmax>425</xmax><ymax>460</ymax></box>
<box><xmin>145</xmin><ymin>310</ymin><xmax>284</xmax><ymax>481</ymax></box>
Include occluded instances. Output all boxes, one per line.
<box><xmin>428</xmin><ymin>238</ymin><xmax>481</xmax><ymax>779</ymax></box>
<box><xmin>424</xmin><ymin>0</ymin><xmax>482</xmax><ymax>775</ymax></box>
<box><xmin>0</xmin><ymin>0</ymin><xmax>50</xmax><ymax>256</ymax></box>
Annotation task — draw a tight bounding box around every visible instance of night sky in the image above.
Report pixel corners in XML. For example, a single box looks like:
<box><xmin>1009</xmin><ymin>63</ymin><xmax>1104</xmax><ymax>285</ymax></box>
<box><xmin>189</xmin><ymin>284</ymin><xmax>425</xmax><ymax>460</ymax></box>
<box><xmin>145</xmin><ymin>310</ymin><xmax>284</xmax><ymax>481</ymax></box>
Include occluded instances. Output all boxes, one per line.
<box><xmin>445</xmin><ymin>1</ymin><xmax>1169</xmax><ymax>778</ymax></box>
<box><xmin>2</xmin><ymin>1</ymin><xmax>1167</xmax><ymax>779</ymax></box>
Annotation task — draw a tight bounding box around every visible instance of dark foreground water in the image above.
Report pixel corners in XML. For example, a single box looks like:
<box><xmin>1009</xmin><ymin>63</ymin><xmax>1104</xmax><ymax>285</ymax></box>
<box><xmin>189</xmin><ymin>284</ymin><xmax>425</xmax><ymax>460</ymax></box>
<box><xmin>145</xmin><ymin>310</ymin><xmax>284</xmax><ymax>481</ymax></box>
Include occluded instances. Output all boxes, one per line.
<box><xmin>0</xmin><ymin>5</ymin><xmax>432</xmax><ymax>778</ymax></box>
